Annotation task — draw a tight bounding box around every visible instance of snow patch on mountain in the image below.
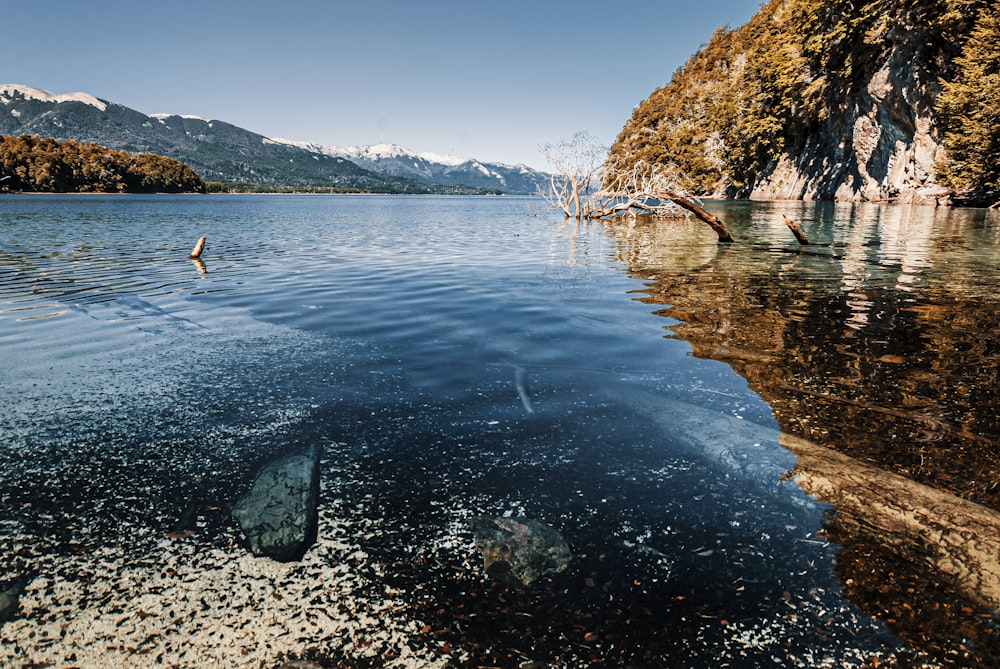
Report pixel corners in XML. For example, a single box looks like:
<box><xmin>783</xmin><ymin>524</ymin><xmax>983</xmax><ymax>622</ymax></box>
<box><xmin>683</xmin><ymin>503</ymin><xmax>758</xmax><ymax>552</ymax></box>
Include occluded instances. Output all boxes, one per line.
<box><xmin>0</xmin><ymin>83</ymin><xmax>548</xmax><ymax>193</ymax></box>
<box><xmin>273</xmin><ymin>140</ymin><xmax>469</xmax><ymax>167</ymax></box>
<box><xmin>0</xmin><ymin>84</ymin><xmax>107</xmax><ymax>112</ymax></box>
<box><xmin>270</xmin><ymin>138</ymin><xmax>548</xmax><ymax>194</ymax></box>
<box><xmin>150</xmin><ymin>113</ymin><xmax>211</xmax><ymax>123</ymax></box>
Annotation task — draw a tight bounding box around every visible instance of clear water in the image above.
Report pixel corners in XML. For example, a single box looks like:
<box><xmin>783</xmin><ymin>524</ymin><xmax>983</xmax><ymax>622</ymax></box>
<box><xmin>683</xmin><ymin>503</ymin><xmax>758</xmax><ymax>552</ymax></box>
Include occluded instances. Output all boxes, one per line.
<box><xmin>4</xmin><ymin>194</ymin><xmax>992</xmax><ymax>667</ymax></box>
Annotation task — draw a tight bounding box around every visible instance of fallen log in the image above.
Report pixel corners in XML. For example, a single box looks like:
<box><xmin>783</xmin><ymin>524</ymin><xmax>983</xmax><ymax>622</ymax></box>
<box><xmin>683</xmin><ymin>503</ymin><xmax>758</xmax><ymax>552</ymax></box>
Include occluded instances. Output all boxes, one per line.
<box><xmin>613</xmin><ymin>386</ymin><xmax>1000</xmax><ymax>608</ymax></box>
<box><xmin>782</xmin><ymin>215</ymin><xmax>810</xmax><ymax>245</ymax></box>
<box><xmin>658</xmin><ymin>191</ymin><xmax>734</xmax><ymax>243</ymax></box>
<box><xmin>782</xmin><ymin>432</ymin><xmax>1000</xmax><ymax>608</ymax></box>
<box><xmin>592</xmin><ymin>191</ymin><xmax>734</xmax><ymax>242</ymax></box>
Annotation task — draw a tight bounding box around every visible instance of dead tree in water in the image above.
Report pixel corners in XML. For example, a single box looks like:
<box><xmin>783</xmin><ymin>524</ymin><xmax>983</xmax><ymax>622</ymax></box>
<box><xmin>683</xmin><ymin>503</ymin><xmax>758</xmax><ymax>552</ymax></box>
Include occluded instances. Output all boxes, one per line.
<box><xmin>782</xmin><ymin>214</ymin><xmax>810</xmax><ymax>245</ymax></box>
<box><xmin>539</xmin><ymin>140</ymin><xmax>734</xmax><ymax>242</ymax></box>
<box><xmin>538</xmin><ymin>132</ymin><xmax>605</xmax><ymax>220</ymax></box>
<box><xmin>594</xmin><ymin>158</ymin><xmax>733</xmax><ymax>242</ymax></box>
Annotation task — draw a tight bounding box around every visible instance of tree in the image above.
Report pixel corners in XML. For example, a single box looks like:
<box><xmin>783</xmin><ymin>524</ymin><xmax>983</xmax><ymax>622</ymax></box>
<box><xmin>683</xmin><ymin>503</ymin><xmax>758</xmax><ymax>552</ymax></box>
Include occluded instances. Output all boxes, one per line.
<box><xmin>936</xmin><ymin>2</ymin><xmax>1000</xmax><ymax>196</ymax></box>
<box><xmin>0</xmin><ymin>134</ymin><xmax>205</xmax><ymax>193</ymax></box>
<box><xmin>540</xmin><ymin>132</ymin><xmax>734</xmax><ymax>242</ymax></box>
<box><xmin>538</xmin><ymin>131</ymin><xmax>606</xmax><ymax>219</ymax></box>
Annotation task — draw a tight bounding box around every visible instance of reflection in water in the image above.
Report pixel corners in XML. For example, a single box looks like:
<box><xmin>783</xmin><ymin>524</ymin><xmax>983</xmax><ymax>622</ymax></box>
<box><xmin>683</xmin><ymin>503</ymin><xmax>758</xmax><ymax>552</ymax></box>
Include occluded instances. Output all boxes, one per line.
<box><xmin>2</xmin><ymin>195</ymin><xmax>993</xmax><ymax>666</ymax></box>
<box><xmin>608</xmin><ymin>202</ymin><xmax>1000</xmax><ymax>663</ymax></box>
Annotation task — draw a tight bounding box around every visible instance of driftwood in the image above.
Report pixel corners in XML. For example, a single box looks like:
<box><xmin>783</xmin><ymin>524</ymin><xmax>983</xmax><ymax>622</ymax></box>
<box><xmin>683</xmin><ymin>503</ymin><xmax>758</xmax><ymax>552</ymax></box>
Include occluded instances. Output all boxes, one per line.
<box><xmin>659</xmin><ymin>191</ymin><xmax>734</xmax><ymax>243</ymax></box>
<box><xmin>189</xmin><ymin>236</ymin><xmax>206</xmax><ymax>259</ymax></box>
<box><xmin>782</xmin><ymin>215</ymin><xmax>810</xmax><ymax>245</ymax></box>
<box><xmin>612</xmin><ymin>387</ymin><xmax>1000</xmax><ymax>608</ymax></box>
<box><xmin>594</xmin><ymin>191</ymin><xmax>735</xmax><ymax>243</ymax></box>
<box><xmin>782</xmin><ymin>432</ymin><xmax>1000</xmax><ymax>607</ymax></box>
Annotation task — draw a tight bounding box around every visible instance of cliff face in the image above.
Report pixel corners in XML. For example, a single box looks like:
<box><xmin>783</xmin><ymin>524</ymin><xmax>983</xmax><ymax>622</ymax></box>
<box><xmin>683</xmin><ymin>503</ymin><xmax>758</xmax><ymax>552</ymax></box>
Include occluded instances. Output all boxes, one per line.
<box><xmin>756</xmin><ymin>22</ymin><xmax>945</xmax><ymax>203</ymax></box>
<box><xmin>609</xmin><ymin>0</ymin><xmax>993</xmax><ymax>204</ymax></box>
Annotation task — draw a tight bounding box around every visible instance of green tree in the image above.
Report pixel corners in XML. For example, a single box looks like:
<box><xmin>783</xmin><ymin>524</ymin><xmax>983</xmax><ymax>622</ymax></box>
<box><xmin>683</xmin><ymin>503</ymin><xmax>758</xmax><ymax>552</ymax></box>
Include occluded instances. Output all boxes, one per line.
<box><xmin>936</xmin><ymin>2</ymin><xmax>1000</xmax><ymax>192</ymax></box>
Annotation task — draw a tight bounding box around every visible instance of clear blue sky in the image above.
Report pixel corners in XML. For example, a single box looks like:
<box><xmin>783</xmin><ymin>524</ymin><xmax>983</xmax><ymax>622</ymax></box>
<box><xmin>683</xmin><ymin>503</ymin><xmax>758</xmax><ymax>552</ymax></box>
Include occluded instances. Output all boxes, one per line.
<box><xmin>2</xmin><ymin>0</ymin><xmax>762</xmax><ymax>170</ymax></box>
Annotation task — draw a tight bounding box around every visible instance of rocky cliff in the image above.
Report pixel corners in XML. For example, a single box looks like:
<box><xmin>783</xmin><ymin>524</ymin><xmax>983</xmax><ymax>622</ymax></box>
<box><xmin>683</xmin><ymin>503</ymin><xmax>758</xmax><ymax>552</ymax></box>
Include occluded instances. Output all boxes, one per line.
<box><xmin>757</xmin><ymin>20</ymin><xmax>945</xmax><ymax>203</ymax></box>
<box><xmin>609</xmin><ymin>0</ymin><xmax>996</xmax><ymax>204</ymax></box>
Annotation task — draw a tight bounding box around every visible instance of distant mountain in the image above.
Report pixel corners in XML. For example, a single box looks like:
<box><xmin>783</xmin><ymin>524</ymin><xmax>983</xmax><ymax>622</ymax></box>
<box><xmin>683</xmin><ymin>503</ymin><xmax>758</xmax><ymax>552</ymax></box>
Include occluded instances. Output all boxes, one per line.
<box><xmin>0</xmin><ymin>84</ymin><xmax>543</xmax><ymax>193</ymax></box>
<box><xmin>273</xmin><ymin>140</ymin><xmax>550</xmax><ymax>195</ymax></box>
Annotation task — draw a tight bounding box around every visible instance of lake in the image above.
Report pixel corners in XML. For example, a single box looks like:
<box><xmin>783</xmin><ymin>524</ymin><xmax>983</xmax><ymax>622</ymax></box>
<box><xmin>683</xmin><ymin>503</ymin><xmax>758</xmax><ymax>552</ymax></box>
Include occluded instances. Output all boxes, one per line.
<box><xmin>0</xmin><ymin>194</ymin><xmax>997</xmax><ymax>668</ymax></box>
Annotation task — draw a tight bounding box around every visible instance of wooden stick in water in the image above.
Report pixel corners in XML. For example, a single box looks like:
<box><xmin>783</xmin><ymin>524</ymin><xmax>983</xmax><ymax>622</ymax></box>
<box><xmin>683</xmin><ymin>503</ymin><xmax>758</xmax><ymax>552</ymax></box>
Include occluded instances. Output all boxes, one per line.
<box><xmin>189</xmin><ymin>236</ymin><xmax>207</xmax><ymax>259</ymax></box>
<box><xmin>782</xmin><ymin>215</ymin><xmax>810</xmax><ymax>245</ymax></box>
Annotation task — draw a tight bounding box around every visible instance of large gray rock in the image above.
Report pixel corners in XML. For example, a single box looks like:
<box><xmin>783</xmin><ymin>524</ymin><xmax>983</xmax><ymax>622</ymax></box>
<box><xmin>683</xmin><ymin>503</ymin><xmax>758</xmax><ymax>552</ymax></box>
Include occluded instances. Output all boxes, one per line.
<box><xmin>233</xmin><ymin>445</ymin><xmax>321</xmax><ymax>562</ymax></box>
<box><xmin>471</xmin><ymin>516</ymin><xmax>572</xmax><ymax>588</ymax></box>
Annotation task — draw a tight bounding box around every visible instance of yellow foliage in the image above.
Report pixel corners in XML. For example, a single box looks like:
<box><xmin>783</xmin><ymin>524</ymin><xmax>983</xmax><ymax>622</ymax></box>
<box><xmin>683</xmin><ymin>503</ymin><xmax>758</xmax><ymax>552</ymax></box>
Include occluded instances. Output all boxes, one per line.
<box><xmin>608</xmin><ymin>0</ymin><xmax>994</xmax><ymax>197</ymax></box>
<box><xmin>0</xmin><ymin>134</ymin><xmax>205</xmax><ymax>193</ymax></box>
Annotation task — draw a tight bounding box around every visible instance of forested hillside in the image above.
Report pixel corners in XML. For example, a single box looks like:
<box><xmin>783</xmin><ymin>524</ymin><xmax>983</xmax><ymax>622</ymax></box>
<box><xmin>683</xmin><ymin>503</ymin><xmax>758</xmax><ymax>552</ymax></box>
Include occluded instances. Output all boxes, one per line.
<box><xmin>0</xmin><ymin>134</ymin><xmax>205</xmax><ymax>193</ymax></box>
<box><xmin>609</xmin><ymin>0</ymin><xmax>999</xmax><ymax>204</ymax></box>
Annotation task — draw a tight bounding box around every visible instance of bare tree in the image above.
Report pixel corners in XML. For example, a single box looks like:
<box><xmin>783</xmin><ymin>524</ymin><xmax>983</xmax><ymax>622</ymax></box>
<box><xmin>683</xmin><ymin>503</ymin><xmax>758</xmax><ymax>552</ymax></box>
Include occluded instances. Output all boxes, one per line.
<box><xmin>538</xmin><ymin>131</ymin><xmax>606</xmax><ymax>219</ymax></box>
<box><xmin>540</xmin><ymin>133</ymin><xmax>734</xmax><ymax>242</ymax></box>
<box><xmin>597</xmin><ymin>157</ymin><xmax>733</xmax><ymax>242</ymax></box>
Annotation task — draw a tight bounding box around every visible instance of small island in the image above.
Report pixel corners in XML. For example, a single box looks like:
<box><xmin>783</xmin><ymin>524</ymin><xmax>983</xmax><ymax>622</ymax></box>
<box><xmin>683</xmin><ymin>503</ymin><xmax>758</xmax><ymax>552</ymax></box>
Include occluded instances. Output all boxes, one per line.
<box><xmin>0</xmin><ymin>134</ymin><xmax>205</xmax><ymax>194</ymax></box>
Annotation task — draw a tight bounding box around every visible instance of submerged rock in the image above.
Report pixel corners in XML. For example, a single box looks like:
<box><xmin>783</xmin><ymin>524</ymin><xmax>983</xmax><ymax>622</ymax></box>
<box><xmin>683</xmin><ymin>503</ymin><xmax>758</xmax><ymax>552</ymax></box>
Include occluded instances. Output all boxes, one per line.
<box><xmin>233</xmin><ymin>445</ymin><xmax>321</xmax><ymax>562</ymax></box>
<box><xmin>471</xmin><ymin>516</ymin><xmax>572</xmax><ymax>588</ymax></box>
<box><xmin>0</xmin><ymin>580</ymin><xmax>28</xmax><ymax>623</ymax></box>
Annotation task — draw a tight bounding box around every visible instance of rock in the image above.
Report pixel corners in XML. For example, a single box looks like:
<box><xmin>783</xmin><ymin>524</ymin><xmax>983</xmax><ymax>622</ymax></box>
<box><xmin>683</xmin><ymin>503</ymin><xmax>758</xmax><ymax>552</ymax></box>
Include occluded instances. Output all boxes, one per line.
<box><xmin>0</xmin><ymin>580</ymin><xmax>28</xmax><ymax>623</ymax></box>
<box><xmin>233</xmin><ymin>445</ymin><xmax>321</xmax><ymax>562</ymax></box>
<box><xmin>471</xmin><ymin>516</ymin><xmax>572</xmax><ymax>588</ymax></box>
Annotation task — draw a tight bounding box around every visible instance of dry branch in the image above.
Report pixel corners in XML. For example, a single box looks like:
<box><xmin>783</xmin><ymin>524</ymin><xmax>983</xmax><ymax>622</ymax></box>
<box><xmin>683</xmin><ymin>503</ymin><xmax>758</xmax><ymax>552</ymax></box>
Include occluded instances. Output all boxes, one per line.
<box><xmin>782</xmin><ymin>215</ymin><xmax>810</xmax><ymax>245</ymax></box>
<box><xmin>658</xmin><ymin>191</ymin><xmax>734</xmax><ymax>242</ymax></box>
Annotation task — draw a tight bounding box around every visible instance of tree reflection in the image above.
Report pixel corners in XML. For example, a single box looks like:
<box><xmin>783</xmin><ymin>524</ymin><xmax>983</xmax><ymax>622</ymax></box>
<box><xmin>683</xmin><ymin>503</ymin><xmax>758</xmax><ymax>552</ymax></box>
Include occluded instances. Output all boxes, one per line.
<box><xmin>608</xmin><ymin>203</ymin><xmax>1000</xmax><ymax>664</ymax></box>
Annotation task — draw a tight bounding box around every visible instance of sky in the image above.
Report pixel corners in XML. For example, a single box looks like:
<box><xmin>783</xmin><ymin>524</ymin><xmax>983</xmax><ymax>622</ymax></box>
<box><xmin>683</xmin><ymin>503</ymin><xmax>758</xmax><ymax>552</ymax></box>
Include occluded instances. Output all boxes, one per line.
<box><xmin>1</xmin><ymin>0</ymin><xmax>763</xmax><ymax>170</ymax></box>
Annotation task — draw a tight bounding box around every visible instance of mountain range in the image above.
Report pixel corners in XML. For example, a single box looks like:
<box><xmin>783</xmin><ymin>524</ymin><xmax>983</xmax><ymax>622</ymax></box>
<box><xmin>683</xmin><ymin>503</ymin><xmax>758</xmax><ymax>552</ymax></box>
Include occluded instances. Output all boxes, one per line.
<box><xmin>273</xmin><ymin>140</ymin><xmax>548</xmax><ymax>195</ymax></box>
<box><xmin>0</xmin><ymin>84</ymin><xmax>549</xmax><ymax>194</ymax></box>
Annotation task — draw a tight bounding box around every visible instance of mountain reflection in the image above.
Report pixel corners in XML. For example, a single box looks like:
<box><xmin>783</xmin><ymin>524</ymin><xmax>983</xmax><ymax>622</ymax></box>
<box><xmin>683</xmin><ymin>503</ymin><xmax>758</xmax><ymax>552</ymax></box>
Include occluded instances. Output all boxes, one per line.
<box><xmin>607</xmin><ymin>202</ymin><xmax>1000</xmax><ymax>663</ymax></box>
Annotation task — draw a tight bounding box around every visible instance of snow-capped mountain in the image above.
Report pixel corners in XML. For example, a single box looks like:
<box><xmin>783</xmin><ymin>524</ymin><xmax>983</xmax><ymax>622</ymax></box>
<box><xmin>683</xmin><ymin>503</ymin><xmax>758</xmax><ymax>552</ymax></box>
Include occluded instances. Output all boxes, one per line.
<box><xmin>272</xmin><ymin>140</ymin><xmax>549</xmax><ymax>195</ymax></box>
<box><xmin>0</xmin><ymin>85</ymin><xmax>108</xmax><ymax>111</ymax></box>
<box><xmin>0</xmin><ymin>84</ymin><xmax>395</xmax><ymax>189</ymax></box>
<box><xmin>0</xmin><ymin>84</ymin><xmax>548</xmax><ymax>193</ymax></box>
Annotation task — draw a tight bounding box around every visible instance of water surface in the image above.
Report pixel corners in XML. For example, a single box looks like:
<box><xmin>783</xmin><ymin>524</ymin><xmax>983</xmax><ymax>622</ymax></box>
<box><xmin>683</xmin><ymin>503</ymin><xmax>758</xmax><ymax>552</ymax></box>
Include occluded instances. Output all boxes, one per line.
<box><xmin>1</xmin><ymin>194</ymin><xmax>995</xmax><ymax>667</ymax></box>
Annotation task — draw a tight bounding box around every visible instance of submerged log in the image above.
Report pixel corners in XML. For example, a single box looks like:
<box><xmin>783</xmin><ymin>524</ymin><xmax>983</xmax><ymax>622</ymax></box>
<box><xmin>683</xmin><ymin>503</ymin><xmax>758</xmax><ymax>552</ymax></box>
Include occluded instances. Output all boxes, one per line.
<box><xmin>612</xmin><ymin>387</ymin><xmax>1000</xmax><ymax>608</ymax></box>
<box><xmin>782</xmin><ymin>215</ymin><xmax>810</xmax><ymax>245</ymax></box>
<box><xmin>189</xmin><ymin>236</ymin><xmax>206</xmax><ymax>259</ymax></box>
<box><xmin>782</xmin><ymin>432</ymin><xmax>1000</xmax><ymax>607</ymax></box>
